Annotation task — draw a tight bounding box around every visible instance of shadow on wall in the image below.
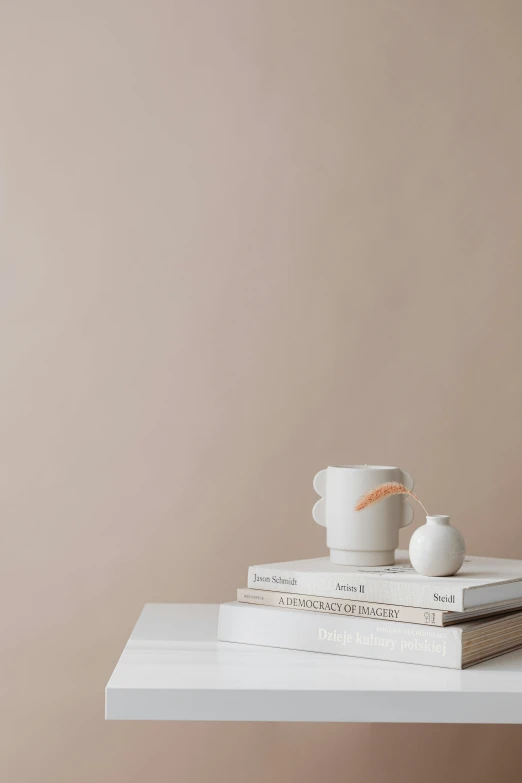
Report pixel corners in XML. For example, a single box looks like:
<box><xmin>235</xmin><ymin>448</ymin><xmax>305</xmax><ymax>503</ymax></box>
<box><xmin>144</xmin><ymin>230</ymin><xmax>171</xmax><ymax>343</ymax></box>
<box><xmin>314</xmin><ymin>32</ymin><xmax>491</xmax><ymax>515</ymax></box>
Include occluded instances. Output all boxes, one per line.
<box><xmin>101</xmin><ymin>722</ymin><xmax>522</xmax><ymax>783</ymax></box>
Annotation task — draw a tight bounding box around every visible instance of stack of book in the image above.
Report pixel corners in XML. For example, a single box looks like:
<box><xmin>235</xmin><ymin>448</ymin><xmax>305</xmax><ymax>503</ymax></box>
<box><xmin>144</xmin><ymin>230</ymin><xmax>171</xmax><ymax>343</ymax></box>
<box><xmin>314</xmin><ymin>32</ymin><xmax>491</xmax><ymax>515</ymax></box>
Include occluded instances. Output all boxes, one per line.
<box><xmin>218</xmin><ymin>551</ymin><xmax>522</xmax><ymax>668</ymax></box>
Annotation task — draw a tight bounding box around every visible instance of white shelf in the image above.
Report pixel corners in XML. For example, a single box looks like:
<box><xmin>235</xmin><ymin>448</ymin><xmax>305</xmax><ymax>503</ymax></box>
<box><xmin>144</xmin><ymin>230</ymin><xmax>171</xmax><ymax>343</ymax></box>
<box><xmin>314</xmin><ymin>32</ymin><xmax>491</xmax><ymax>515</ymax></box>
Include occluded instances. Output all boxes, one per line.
<box><xmin>105</xmin><ymin>603</ymin><xmax>522</xmax><ymax>723</ymax></box>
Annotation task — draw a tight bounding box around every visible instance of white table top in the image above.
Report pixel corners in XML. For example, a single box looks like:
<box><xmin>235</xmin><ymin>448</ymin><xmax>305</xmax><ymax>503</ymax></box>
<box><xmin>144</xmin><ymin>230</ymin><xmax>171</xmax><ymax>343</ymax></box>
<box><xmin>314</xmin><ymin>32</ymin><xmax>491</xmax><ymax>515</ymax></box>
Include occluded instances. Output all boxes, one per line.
<box><xmin>105</xmin><ymin>603</ymin><xmax>522</xmax><ymax>723</ymax></box>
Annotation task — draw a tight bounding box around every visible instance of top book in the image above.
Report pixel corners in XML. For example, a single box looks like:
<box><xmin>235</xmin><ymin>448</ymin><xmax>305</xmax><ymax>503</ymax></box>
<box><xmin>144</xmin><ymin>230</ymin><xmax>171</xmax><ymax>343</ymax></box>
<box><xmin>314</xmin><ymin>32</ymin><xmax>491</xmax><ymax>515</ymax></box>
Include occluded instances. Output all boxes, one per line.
<box><xmin>247</xmin><ymin>551</ymin><xmax>522</xmax><ymax>611</ymax></box>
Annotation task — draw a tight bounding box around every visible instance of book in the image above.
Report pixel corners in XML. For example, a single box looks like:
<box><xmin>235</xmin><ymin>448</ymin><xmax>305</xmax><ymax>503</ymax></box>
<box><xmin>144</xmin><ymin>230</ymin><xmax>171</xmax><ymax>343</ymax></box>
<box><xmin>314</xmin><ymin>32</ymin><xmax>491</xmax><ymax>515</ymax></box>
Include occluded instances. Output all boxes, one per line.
<box><xmin>237</xmin><ymin>587</ymin><xmax>522</xmax><ymax>626</ymax></box>
<box><xmin>247</xmin><ymin>550</ymin><xmax>522</xmax><ymax>611</ymax></box>
<box><xmin>218</xmin><ymin>601</ymin><xmax>522</xmax><ymax>669</ymax></box>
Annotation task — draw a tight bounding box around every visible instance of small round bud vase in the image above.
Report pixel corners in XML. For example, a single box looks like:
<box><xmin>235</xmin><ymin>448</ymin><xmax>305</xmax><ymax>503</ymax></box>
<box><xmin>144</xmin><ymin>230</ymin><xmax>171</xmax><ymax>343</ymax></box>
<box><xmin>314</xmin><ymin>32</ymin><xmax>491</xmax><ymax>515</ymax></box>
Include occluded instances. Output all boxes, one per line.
<box><xmin>409</xmin><ymin>515</ymin><xmax>465</xmax><ymax>577</ymax></box>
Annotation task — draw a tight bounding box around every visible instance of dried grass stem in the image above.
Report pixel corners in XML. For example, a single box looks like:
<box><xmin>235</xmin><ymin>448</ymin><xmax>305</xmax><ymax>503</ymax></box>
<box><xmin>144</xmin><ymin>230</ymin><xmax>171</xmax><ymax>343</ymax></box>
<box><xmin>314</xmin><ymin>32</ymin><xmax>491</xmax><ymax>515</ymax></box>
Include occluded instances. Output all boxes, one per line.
<box><xmin>355</xmin><ymin>481</ymin><xmax>429</xmax><ymax>515</ymax></box>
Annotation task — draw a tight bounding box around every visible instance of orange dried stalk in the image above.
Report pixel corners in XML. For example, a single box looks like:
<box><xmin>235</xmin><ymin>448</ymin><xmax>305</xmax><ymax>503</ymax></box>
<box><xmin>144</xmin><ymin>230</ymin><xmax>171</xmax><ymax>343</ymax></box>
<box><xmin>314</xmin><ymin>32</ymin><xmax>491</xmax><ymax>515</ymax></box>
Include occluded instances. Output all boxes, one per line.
<box><xmin>355</xmin><ymin>482</ymin><xmax>429</xmax><ymax>515</ymax></box>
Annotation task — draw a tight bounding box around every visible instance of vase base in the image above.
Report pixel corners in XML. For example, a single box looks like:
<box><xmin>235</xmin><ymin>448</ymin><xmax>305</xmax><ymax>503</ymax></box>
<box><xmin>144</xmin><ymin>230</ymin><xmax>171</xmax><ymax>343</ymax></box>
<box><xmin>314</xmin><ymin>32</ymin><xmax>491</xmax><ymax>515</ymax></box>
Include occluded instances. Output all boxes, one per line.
<box><xmin>329</xmin><ymin>549</ymin><xmax>395</xmax><ymax>567</ymax></box>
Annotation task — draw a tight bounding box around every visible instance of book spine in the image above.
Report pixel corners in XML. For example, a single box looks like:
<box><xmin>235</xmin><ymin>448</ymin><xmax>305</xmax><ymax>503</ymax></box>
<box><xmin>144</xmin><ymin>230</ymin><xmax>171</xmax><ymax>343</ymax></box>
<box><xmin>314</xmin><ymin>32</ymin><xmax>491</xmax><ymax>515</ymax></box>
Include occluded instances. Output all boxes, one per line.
<box><xmin>218</xmin><ymin>602</ymin><xmax>463</xmax><ymax>669</ymax></box>
<box><xmin>237</xmin><ymin>588</ymin><xmax>447</xmax><ymax>626</ymax></box>
<box><xmin>247</xmin><ymin>566</ymin><xmax>465</xmax><ymax>611</ymax></box>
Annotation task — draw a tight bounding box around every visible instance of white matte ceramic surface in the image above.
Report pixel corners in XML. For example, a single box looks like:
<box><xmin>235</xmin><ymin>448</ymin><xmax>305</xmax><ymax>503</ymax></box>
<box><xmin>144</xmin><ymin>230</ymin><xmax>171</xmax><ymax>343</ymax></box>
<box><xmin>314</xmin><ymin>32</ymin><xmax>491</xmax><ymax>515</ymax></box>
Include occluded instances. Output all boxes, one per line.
<box><xmin>409</xmin><ymin>515</ymin><xmax>466</xmax><ymax>577</ymax></box>
<box><xmin>313</xmin><ymin>465</ymin><xmax>414</xmax><ymax>566</ymax></box>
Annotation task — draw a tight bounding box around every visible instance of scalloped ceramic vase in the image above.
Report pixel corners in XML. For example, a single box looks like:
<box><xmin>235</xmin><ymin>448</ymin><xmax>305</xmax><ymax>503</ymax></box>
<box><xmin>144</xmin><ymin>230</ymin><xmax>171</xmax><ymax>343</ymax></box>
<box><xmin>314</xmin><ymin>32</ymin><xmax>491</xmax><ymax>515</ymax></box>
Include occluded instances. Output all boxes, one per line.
<box><xmin>313</xmin><ymin>465</ymin><xmax>414</xmax><ymax>566</ymax></box>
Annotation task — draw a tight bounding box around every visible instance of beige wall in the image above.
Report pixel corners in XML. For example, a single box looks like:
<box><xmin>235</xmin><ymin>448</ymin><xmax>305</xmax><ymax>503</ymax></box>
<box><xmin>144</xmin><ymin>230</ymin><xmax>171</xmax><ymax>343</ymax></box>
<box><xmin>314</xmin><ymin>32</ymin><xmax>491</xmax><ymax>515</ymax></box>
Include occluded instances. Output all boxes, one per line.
<box><xmin>2</xmin><ymin>1</ymin><xmax>522</xmax><ymax>780</ymax></box>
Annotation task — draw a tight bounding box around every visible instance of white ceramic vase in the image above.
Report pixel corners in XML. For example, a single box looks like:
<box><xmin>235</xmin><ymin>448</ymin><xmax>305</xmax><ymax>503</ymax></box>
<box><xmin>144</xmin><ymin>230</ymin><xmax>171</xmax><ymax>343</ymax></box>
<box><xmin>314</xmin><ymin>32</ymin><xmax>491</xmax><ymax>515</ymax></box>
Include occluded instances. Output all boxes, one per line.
<box><xmin>313</xmin><ymin>465</ymin><xmax>414</xmax><ymax>566</ymax></box>
<box><xmin>409</xmin><ymin>515</ymin><xmax>465</xmax><ymax>577</ymax></box>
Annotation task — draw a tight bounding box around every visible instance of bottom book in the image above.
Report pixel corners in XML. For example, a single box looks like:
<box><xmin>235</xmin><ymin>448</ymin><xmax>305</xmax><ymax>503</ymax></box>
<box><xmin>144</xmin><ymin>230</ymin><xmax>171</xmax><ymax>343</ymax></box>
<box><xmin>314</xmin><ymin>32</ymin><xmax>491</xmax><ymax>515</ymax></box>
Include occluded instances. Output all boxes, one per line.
<box><xmin>218</xmin><ymin>601</ymin><xmax>522</xmax><ymax>669</ymax></box>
